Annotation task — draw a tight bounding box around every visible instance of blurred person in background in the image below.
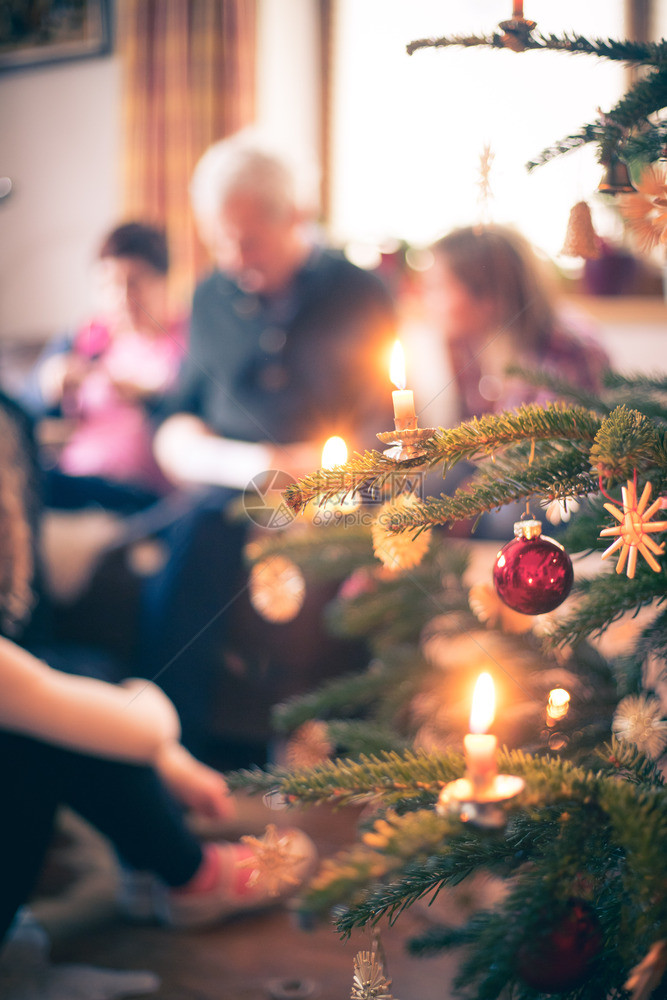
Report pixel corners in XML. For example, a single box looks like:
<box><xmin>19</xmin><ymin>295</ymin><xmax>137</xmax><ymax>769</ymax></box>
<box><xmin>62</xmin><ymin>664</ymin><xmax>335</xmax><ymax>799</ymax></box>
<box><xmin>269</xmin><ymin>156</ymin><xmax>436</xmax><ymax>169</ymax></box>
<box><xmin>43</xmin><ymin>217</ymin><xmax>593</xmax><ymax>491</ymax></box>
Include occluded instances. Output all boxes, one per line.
<box><xmin>138</xmin><ymin>131</ymin><xmax>395</xmax><ymax>762</ymax></box>
<box><xmin>24</xmin><ymin>222</ymin><xmax>187</xmax><ymax>513</ymax></box>
<box><xmin>419</xmin><ymin>225</ymin><xmax>608</xmax><ymax>537</ymax></box>
<box><xmin>0</xmin><ymin>396</ymin><xmax>316</xmax><ymax>955</ymax></box>
<box><xmin>423</xmin><ymin>224</ymin><xmax>607</xmax><ymax>422</ymax></box>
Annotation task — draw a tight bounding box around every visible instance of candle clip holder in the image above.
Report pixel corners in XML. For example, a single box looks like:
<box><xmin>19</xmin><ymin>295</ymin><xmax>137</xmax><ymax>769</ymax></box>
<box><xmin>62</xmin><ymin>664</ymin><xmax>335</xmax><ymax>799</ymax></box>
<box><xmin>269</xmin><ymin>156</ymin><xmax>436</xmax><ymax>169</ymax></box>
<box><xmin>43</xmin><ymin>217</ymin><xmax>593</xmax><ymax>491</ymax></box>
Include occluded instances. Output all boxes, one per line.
<box><xmin>377</xmin><ymin>425</ymin><xmax>437</xmax><ymax>463</ymax></box>
<box><xmin>437</xmin><ymin>773</ymin><xmax>525</xmax><ymax>829</ymax></box>
<box><xmin>497</xmin><ymin>17</ymin><xmax>536</xmax><ymax>52</ymax></box>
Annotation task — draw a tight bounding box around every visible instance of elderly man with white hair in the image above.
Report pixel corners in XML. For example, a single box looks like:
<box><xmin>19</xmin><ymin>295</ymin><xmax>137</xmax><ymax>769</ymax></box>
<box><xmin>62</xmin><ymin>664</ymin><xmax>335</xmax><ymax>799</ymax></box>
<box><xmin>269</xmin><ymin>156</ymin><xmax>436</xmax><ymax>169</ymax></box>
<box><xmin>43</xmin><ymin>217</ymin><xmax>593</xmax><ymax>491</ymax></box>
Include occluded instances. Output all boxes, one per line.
<box><xmin>155</xmin><ymin>130</ymin><xmax>394</xmax><ymax>489</ymax></box>
<box><xmin>142</xmin><ymin>131</ymin><xmax>395</xmax><ymax>763</ymax></box>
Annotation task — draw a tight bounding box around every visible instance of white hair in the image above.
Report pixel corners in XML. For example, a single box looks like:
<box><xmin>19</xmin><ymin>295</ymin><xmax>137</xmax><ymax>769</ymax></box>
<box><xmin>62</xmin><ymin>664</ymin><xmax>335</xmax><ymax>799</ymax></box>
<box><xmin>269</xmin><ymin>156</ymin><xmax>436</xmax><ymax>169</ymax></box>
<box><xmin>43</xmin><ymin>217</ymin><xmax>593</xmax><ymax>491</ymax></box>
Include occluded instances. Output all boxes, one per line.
<box><xmin>190</xmin><ymin>128</ymin><xmax>320</xmax><ymax>248</ymax></box>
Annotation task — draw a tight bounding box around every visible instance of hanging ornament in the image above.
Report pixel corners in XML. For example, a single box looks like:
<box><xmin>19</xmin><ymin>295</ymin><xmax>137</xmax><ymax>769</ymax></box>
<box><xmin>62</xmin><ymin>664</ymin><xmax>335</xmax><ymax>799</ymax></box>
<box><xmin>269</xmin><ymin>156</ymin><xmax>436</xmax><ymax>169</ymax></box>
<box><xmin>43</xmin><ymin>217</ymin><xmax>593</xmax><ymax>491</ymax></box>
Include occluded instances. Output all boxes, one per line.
<box><xmin>560</xmin><ymin>202</ymin><xmax>601</xmax><ymax>259</ymax></box>
<box><xmin>599</xmin><ymin>479</ymin><xmax>667</xmax><ymax>579</ymax></box>
<box><xmin>285</xmin><ymin>720</ymin><xmax>333</xmax><ymax>770</ymax></box>
<box><xmin>542</xmin><ymin>495</ymin><xmax>581</xmax><ymax>526</ymax></box>
<box><xmin>371</xmin><ymin>494</ymin><xmax>432</xmax><ymax>573</ymax></box>
<box><xmin>612</xmin><ymin>694</ymin><xmax>667</xmax><ymax>759</ymax></box>
<box><xmin>618</xmin><ymin>162</ymin><xmax>667</xmax><ymax>254</ymax></box>
<box><xmin>515</xmin><ymin>899</ymin><xmax>603</xmax><ymax>993</ymax></box>
<box><xmin>597</xmin><ymin>156</ymin><xmax>636</xmax><ymax>195</ymax></box>
<box><xmin>238</xmin><ymin>825</ymin><xmax>309</xmax><ymax>897</ymax></box>
<box><xmin>351</xmin><ymin>951</ymin><xmax>395</xmax><ymax>1000</ymax></box>
<box><xmin>493</xmin><ymin>519</ymin><xmax>573</xmax><ymax>615</ymax></box>
<box><xmin>468</xmin><ymin>583</ymin><xmax>533</xmax><ymax>634</ymax></box>
<box><xmin>248</xmin><ymin>554</ymin><xmax>306</xmax><ymax>623</ymax></box>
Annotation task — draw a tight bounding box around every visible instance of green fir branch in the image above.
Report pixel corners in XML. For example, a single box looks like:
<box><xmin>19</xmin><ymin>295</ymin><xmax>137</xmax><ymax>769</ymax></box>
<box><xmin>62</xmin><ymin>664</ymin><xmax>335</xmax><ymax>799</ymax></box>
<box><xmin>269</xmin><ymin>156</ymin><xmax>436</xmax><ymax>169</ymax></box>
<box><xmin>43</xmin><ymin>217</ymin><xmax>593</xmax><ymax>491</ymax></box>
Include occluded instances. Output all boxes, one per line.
<box><xmin>597</xmin><ymin>737</ymin><xmax>665</xmax><ymax>787</ymax></box>
<box><xmin>624</xmin><ymin>122</ymin><xmax>667</xmax><ymax>163</ymax></box>
<box><xmin>384</xmin><ymin>465</ymin><xmax>597</xmax><ymax>532</ymax></box>
<box><xmin>228</xmin><ymin>749</ymin><xmax>465</xmax><ymax>806</ymax></box>
<box><xmin>334</xmin><ymin>842</ymin><xmax>515</xmax><ymax>937</ymax></box>
<box><xmin>605</xmin><ymin>67</ymin><xmax>667</xmax><ymax>132</ymax></box>
<box><xmin>283</xmin><ymin>405</ymin><xmax>601</xmax><ymax>514</ymax></box>
<box><xmin>526</xmin><ymin>124</ymin><xmax>605</xmax><ymax>170</ymax></box>
<box><xmin>429</xmin><ymin>403</ymin><xmax>600</xmax><ymax>469</ymax></box>
<box><xmin>283</xmin><ymin>451</ymin><xmax>423</xmax><ymax>515</ymax></box>
<box><xmin>406</xmin><ymin>32</ymin><xmax>501</xmax><ymax>56</ymax></box>
<box><xmin>406</xmin><ymin>32</ymin><xmax>667</xmax><ymax>65</ymax></box>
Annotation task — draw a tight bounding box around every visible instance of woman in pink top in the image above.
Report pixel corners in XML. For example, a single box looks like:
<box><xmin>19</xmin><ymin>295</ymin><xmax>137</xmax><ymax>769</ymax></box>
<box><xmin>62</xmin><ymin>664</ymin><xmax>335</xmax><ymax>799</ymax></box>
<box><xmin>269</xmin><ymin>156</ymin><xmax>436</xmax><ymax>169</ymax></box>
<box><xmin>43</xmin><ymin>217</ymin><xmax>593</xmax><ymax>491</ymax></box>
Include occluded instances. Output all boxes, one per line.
<box><xmin>29</xmin><ymin>223</ymin><xmax>187</xmax><ymax>507</ymax></box>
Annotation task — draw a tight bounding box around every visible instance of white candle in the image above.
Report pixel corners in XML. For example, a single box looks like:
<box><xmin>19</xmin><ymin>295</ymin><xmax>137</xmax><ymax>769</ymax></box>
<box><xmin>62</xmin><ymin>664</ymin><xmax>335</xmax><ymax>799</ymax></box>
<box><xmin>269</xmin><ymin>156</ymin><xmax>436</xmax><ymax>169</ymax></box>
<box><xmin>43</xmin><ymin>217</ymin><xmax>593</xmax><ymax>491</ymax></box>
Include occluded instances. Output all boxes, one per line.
<box><xmin>389</xmin><ymin>340</ymin><xmax>417</xmax><ymax>431</ymax></box>
<box><xmin>464</xmin><ymin>673</ymin><xmax>498</xmax><ymax>787</ymax></box>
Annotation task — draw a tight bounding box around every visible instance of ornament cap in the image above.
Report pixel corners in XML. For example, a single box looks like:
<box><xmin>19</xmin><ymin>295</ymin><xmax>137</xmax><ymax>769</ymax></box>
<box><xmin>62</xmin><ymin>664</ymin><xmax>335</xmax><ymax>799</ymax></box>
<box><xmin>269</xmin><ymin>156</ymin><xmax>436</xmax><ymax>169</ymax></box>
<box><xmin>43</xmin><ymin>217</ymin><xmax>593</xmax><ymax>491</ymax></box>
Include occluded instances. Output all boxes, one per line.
<box><xmin>513</xmin><ymin>518</ymin><xmax>542</xmax><ymax>540</ymax></box>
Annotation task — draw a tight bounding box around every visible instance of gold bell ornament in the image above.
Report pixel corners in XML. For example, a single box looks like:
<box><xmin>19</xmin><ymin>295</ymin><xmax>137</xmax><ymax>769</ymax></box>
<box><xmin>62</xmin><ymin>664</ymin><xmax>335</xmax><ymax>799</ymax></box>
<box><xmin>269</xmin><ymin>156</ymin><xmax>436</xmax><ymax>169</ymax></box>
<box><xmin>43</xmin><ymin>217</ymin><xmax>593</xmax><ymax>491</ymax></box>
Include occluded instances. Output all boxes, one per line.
<box><xmin>560</xmin><ymin>201</ymin><xmax>600</xmax><ymax>259</ymax></box>
<box><xmin>597</xmin><ymin>157</ymin><xmax>636</xmax><ymax>195</ymax></box>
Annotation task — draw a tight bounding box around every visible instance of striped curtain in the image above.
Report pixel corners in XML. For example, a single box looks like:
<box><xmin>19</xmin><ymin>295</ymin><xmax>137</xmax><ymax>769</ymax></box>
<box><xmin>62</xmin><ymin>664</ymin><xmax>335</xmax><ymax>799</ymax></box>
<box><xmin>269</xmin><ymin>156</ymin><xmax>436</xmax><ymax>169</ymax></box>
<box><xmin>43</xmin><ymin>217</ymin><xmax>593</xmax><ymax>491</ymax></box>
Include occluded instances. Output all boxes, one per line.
<box><xmin>117</xmin><ymin>0</ymin><xmax>256</xmax><ymax>307</ymax></box>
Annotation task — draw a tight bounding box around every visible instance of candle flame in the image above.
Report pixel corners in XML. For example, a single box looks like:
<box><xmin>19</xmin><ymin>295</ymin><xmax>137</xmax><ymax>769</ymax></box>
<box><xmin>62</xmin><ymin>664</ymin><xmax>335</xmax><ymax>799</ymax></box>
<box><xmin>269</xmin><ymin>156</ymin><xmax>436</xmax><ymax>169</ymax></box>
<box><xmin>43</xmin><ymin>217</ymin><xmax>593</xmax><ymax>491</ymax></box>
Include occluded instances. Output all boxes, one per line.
<box><xmin>470</xmin><ymin>673</ymin><xmax>495</xmax><ymax>734</ymax></box>
<box><xmin>547</xmin><ymin>687</ymin><xmax>570</xmax><ymax>721</ymax></box>
<box><xmin>390</xmin><ymin>339</ymin><xmax>407</xmax><ymax>390</ymax></box>
<box><xmin>321</xmin><ymin>435</ymin><xmax>348</xmax><ymax>469</ymax></box>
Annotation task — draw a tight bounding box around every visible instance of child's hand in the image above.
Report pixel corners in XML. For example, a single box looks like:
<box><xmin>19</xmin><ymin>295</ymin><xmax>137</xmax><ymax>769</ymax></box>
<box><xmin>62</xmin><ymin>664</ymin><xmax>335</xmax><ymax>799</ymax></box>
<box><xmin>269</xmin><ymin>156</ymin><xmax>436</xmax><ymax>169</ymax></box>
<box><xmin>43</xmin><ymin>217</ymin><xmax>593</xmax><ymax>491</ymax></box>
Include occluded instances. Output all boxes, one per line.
<box><xmin>154</xmin><ymin>742</ymin><xmax>237</xmax><ymax>821</ymax></box>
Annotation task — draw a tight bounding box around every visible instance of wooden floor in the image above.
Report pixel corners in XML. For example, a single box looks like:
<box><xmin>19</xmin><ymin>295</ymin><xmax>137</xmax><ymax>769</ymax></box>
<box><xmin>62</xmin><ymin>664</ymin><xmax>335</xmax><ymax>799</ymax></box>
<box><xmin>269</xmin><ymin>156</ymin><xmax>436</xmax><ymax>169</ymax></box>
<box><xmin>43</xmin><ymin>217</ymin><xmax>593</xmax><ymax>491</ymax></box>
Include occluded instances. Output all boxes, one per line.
<box><xmin>48</xmin><ymin>797</ymin><xmax>465</xmax><ymax>1000</ymax></box>
<box><xmin>54</xmin><ymin>905</ymin><xmax>461</xmax><ymax>1000</ymax></box>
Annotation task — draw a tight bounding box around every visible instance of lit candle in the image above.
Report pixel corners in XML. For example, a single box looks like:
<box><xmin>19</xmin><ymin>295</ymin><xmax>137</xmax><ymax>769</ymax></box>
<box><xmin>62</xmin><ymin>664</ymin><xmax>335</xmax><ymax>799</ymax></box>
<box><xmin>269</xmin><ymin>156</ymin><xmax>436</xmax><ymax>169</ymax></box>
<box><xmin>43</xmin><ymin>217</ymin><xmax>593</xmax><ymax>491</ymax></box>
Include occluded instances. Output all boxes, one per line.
<box><xmin>390</xmin><ymin>340</ymin><xmax>417</xmax><ymax>432</ymax></box>
<box><xmin>317</xmin><ymin>436</ymin><xmax>359</xmax><ymax>516</ymax></box>
<box><xmin>464</xmin><ymin>673</ymin><xmax>498</xmax><ymax>788</ymax></box>
<box><xmin>547</xmin><ymin>687</ymin><xmax>570</xmax><ymax>723</ymax></box>
<box><xmin>321</xmin><ymin>435</ymin><xmax>348</xmax><ymax>469</ymax></box>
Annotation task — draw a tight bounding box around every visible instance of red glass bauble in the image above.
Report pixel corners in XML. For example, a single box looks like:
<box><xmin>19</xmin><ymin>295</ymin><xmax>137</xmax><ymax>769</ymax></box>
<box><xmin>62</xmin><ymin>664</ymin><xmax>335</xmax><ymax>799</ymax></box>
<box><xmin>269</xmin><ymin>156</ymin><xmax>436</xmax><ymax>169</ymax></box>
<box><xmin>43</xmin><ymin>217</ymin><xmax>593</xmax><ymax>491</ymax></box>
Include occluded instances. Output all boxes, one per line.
<box><xmin>493</xmin><ymin>519</ymin><xmax>573</xmax><ymax>615</ymax></box>
<box><xmin>515</xmin><ymin>899</ymin><xmax>602</xmax><ymax>993</ymax></box>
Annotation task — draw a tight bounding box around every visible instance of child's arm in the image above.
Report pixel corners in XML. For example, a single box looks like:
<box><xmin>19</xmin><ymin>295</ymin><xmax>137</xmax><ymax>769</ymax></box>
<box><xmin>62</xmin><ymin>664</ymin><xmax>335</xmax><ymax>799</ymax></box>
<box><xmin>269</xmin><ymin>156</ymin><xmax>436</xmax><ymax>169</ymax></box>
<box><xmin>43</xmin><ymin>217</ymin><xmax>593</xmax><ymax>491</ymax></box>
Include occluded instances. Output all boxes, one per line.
<box><xmin>0</xmin><ymin>636</ymin><xmax>180</xmax><ymax>763</ymax></box>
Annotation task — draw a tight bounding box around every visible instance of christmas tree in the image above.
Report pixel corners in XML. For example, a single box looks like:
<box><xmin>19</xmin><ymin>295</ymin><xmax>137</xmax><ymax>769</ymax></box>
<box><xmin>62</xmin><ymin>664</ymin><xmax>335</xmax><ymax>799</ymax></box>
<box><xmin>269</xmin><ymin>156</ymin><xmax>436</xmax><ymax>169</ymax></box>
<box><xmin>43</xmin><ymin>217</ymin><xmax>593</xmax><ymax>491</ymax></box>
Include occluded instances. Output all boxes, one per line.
<box><xmin>229</xmin><ymin>10</ymin><xmax>667</xmax><ymax>999</ymax></box>
<box><xmin>231</xmin><ymin>374</ymin><xmax>667</xmax><ymax>1000</ymax></box>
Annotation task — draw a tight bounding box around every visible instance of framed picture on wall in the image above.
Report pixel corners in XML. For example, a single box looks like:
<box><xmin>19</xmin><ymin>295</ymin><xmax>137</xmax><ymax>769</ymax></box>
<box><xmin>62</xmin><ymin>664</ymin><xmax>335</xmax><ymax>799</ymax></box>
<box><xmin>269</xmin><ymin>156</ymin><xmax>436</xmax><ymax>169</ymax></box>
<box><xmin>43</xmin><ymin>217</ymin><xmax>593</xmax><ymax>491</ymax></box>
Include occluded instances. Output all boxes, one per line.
<box><xmin>0</xmin><ymin>0</ymin><xmax>112</xmax><ymax>73</ymax></box>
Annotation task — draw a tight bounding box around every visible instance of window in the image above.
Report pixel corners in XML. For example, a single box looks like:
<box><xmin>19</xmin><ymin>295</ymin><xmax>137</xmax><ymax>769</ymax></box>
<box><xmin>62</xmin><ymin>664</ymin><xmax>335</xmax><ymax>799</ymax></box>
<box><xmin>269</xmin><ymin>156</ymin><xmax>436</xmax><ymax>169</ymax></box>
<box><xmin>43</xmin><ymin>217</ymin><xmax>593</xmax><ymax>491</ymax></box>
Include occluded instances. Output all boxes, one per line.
<box><xmin>330</xmin><ymin>1</ymin><xmax>629</xmax><ymax>257</ymax></box>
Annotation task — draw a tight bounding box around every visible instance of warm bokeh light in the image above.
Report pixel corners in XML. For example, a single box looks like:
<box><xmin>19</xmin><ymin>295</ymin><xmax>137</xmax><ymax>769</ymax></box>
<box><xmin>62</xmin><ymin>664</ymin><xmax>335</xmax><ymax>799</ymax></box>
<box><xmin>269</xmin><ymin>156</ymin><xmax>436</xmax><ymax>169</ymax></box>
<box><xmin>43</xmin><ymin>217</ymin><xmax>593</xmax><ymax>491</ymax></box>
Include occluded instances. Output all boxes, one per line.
<box><xmin>390</xmin><ymin>339</ymin><xmax>407</xmax><ymax>390</ymax></box>
<box><xmin>470</xmin><ymin>672</ymin><xmax>495</xmax><ymax>734</ymax></box>
<box><xmin>547</xmin><ymin>687</ymin><xmax>571</xmax><ymax>721</ymax></box>
<box><xmin>321</xmin><ymin>435</ymin><xmax>348</xmax><ymax>469</ymax></box>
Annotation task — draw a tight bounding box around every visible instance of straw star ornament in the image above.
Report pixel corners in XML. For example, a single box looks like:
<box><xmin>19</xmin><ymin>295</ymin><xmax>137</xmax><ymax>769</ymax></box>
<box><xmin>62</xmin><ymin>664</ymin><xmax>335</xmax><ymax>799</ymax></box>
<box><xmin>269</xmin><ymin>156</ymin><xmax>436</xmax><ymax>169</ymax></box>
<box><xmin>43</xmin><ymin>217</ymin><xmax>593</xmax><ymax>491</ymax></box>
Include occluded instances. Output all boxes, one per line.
<box><xmin>351</xmin><ymin>951</ymin><xmax>395</xmax><ymax>1000</ymax></box>
<box><xmin>599</xmin><ymin>479</ymin><xmax>667</xmax><ymax>578</ymax></box>
<box><xmin>238</xmin><ymin>825</ymin><xmax>308</xmax><ymax>896</ymax></box>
